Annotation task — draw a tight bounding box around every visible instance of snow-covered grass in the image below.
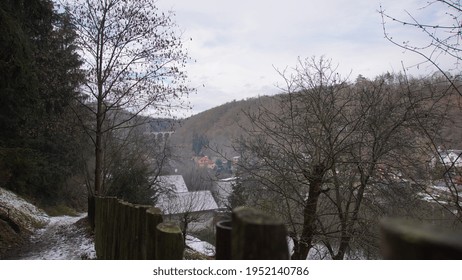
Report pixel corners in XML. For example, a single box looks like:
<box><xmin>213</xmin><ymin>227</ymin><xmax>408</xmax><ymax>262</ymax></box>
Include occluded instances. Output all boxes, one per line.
<box><xmin>21</xmin><ymin>213</ymin><xmax>96</xmax><ymax>260</ymax></box>
<box><xmin>0</xmin><ymin>187</ymin><xmax>49</xmax><ymax>231</ymax></box>
<box><xmin>0</xmin><ymin>187</ymin><xmax>96</xmax><ymax>260</ymax></box>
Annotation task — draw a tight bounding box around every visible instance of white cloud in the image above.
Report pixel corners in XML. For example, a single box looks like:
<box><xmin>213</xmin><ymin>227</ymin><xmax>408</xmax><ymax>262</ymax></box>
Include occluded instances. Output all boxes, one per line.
<box><xmin>156</xmin><ymin>0</ymin><xmax>457</xmax><ymax>117</ymax></box>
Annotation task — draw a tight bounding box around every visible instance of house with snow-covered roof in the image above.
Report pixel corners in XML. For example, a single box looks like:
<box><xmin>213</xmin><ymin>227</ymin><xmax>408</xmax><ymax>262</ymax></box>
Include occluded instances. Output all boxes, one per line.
<box><xmin>154</xmin><ymin>175</ymin><xmax>219</xmax><ymax>231</ymax></box>
<box><xmin>440</xmin><ymin>150</ymin><xmax>462</xmax><ymax>168</ymax></box>
<box><xmin>155</xmin><ymin>174</ymin><xmax>189</xmax><ymax>193</ymax></box>
<box><xmin>431</xmin><ymin>148</ymin><xmax>462</xmax><ymax>169</ymax></box>
<box><xmin>157</xmin><ymin>191</ymin><xmax>218</xmax><ymax>215</ymax></box>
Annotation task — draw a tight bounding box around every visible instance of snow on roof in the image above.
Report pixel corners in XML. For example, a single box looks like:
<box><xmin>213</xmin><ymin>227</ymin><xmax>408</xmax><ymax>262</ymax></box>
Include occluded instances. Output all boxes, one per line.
<box><xmin>435</xmin><ymin>149</ymin><xmax>462</xmax><ymax>167</ymax></box>
<box><xmin>156</xmin><ymin>175</ymin><xmax>188</xmax><ymax>193</ymax></box>
<box><xmin>220</xmin><ymin>177</ymin><xmax>238</xmax><ymax>182</ymax></box>
<box><xmin>157</xmin><ymin>190</ymin><xmax>218</xmax><ymax>215</ymax></box>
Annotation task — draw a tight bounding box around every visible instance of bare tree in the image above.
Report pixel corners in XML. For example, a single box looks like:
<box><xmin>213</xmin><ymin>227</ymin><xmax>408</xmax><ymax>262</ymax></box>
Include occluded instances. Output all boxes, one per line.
<box><xmin>103</xmin><ymin>122</ymin><xmax>172</xmax><ymax>205</ymax></box>
<box><xmin>379</xmin><ymin>0</ymin><xmax>462</xmax><ymax>95</ymax></box>
<box><xmin>65</xmin><ymin>0</ymin><xmax>192</xmax><ymax>199</ymax></box>
<box><xmin>318</xmin><ymin>73</ymin><xmax>447</xmax><ymax>259</ymax></box>
<box><xmin>236</xmin><ymin>57</ymin><xmax>355</xmax><ymax>259</ymax></box>
<box><xmin>380</xmin><ymin>0</ymin><xmax>462</xmax><ymax>220</ymax></box>
<box><xmin>235</xmin><ymin>57</ymin><xmax>444</xmax><ymax>259</ymax></box>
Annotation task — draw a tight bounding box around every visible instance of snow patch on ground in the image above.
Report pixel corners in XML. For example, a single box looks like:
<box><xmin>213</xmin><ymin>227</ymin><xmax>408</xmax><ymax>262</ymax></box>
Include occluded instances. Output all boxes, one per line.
<box><xmin>1</xmin><ymin>187</ymin><xmax>96</xmax><ymax>260</ymax></box>
<box><xmin>0</xmin><ymin>187</ymin><xmax>49</xmax><ymax>231</ymax></box>
<box><xmin>186</xmin><ymin>235</ymin><xmax>215</xmax><ymax>257</ymax></box>
<box><xmin>20</xmin><ymin>213</ymin><xmax>96</xmax><ymax>260</ymax></box>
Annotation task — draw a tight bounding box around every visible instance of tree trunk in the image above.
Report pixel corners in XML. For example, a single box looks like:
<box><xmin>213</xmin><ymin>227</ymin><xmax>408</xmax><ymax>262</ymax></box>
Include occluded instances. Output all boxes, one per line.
<box><xmin>88</xmin><ymin>98</ymin><xmax>104</xmax><ymax>229</ymax></box>
<box><xmin>94</xmin><ymin>15</ymin><xmax>105</xmax><ymax>197</ymax></box>
<box><xmin>94</xmin><ymin>97</ymin><xmax>104</xmax><ymax>196</ymax></box>
<box><xmin>334</xmin><ymin>178</ymin><xmax>368</xmax><ymax>260</ymax></box>
<box><xmin>333</xmin><ymin>224</ymin><xmax>350</xmax><ymax>260</ymax></box>
<box><xmin>292</xmin><ymin>165</ymin><xmax>324</xmax><ymax>260</ymax></box>
<box><xmin>181</xmin><ymin>215</ymin><xmax>188</xmax><ymax>248</ymax></box>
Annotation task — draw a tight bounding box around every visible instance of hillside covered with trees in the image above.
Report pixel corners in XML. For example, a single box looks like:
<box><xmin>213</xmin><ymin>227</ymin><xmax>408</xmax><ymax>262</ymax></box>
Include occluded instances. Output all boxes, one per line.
<box><xmin>171</xmin><ymin>59</ymin><xmax>462</xmax><ymax>259</ymax></box>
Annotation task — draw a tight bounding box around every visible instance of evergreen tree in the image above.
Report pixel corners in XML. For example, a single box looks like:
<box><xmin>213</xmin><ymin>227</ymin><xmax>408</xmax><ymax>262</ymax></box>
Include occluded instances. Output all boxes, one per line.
<box><xmin>0</xmin><ymin>1</ymin><xmax>38</xmax><ymax>142</ymax></box>
<box><xmin>0</xmin><ymin>0</ymin><xmax>87</xmax><ymax>207</ymax></box>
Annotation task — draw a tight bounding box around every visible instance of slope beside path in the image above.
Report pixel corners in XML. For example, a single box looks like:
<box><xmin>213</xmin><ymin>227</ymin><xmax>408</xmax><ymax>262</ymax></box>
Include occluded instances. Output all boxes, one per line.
<box><xmin>0</xmin><ymin>187</ymin><xmax>95</xmax><ymax>260</ymax></box>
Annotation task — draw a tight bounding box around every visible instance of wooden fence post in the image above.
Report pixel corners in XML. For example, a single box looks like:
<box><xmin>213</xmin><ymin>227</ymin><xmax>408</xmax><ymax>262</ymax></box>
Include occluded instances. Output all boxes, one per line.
<box><xmin>100</xmin><ymin>197</ymin><xmax>108</xmax><ymax>259</ymax></box>
<box><xmin>96</xmin><ymin>196</ymin><xmax>113</xmax><ymax>259</ymax></box>
<box><xmin>114</xmin><ymin>200</ymin><xmax>122</xmax><ymax>260</ymax></box>
<box><xmin>88</xmin><ymin>194</ymin><xmax>96</xmax><ymax>231</ymax></box>
<box><xmin>104</xmin><ymin>197</ymin><xmax>117</xmax><ymax>259</ymax></box>
<box><xmin>94</xmin><ymin>196</ymin><xmax>104</xmax><ymax>259</ymax></box>
<box><xmin>110</xmin><ymin>199</ymin><xmax>122</xmax><ymax>260</ymax></box>
<box><xmin>145</xmin><ymin>207</ymin><xmax>163</xmax><ymax>260</ymax></box>
<box><xmin>117</xmin><ymin>201</ymin><xmax>132</xmax><ymax>259</ymax></box>
<box><xmin>215</xmin><ymin>219</ymin><xmax>232</xmax><ymax>260</ymax></box>
<box><xmin>127</xmin><ymin>203</ymin><xmax>138</xmax><ymax>260</ymax></box>
<box><xmin>381</xmin><ymin>218</ymin><xmax>462</xmax><ymax>259</ymax></box>
<box><xmin>155</xmin><ymin>222</ymin><xmax>184</xmax><ymax>260</ymax></box>
<box><xmin>134</xmin><ymin>205</ymin><xmax>151</xmax><ymax>259</ymax></box>
<box><xmin>231</xmin><ymin>206</ymin><xmax>289</xmax><ymax>260</ymax></box>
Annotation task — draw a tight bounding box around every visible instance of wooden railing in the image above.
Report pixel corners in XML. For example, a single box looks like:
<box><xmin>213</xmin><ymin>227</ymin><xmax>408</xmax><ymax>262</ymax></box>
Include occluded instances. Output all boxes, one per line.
<box><xmin>94</xmin><ymin>196</ymin><xmax>290</xmax><ymax>260</ymax></box>
<box><xmin>95</xmin><ymin>196</ymin><xmax>462</xmax><ymax>259</ymax></box>
<box><xmin>94</xmin><ymin>196</ymin><xmax>178</xmax><ymax>260</ymax></box>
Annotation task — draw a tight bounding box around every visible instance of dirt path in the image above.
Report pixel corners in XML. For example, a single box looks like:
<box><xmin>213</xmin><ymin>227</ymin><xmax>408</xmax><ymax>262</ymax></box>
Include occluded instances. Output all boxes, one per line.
<box><xmin>4</xmin><ymin>214</ymin><xmax>95</xmax><ymax>260</ymax></box>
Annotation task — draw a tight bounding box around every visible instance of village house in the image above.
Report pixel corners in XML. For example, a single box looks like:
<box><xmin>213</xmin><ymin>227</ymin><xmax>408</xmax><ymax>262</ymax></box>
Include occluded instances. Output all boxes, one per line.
<box><xmin>440</xmin><ymin>149</ymin><xmax>462</xmax><ymax>168</ymax></box>
<box><xmin>193</xmin><ymin>156</ymin><xmax>216</xmax><ymax>169</ymax></box>
<box><xmin>154</xmin><ymin>175</ymin><xmax>219</xmax><ymax>231</ymax></box>
<box><xmin>431</xmin><ymin>149</ymin><xmax>462</xmax><ymax>169</ymax></box>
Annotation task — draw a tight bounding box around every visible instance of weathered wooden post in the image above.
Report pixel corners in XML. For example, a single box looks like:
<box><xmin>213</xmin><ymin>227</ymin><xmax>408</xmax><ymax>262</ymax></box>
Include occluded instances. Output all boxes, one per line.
<box><xmin>110</xmin><ymin>199</ymin><xmax>122</xmax><ymax>259</ymax></box>
<box><xmin>381</xmin><ymin>218</ymin><xmax>462</xmax><ymax>259</ymax></box>
<box><xmin>99</xmin><ymin>197</ymin><xmax>107</xmax><ymax>259</ymax></box>
<box><xmin>118</xmin><ymin>201</ymin><xmax>132</xmax><ymax>259</ymax></box>
<box><xmin>88</xmin><ymin>194</ymin><xmax>96</xmax><ymax>231</ymax></box>
<box><xmin>155</xmin><ymin>222</ymin><xmax>184</xmax><ymax>260</ymax></box>
<box><xmin>99</xmin><ymin>197</ymin><xmax>110</xmax><ymax>259</ymax></box>
<box><xmin>127</xmin><ymin>203</ymin><xmax>138</xmax><ymax>260</ymax></box>
<box><xmin>94</xmin><ymin>195</ymin><xmax>104</xmax><ymax>259</ymax></box>
<box><xmin>104</xmin><ymin>197</ymin><xmax>118</xmax><ymax>259</ymax></box>
<box><xmin>145</xmin><ymin>207</ymin><xmax>163</xmax><ymax>260</ymax></box>
<box><xmin>232</xmin><ymin>206</ymin><xmax>289</xmax><ymax>260</ymax></box>
<box><xmin>114</xmin><ymin>200</ymin><xmax>122</xmax><ymax>260</ymax></box>
<box><xmin>215</xmin><ymin>219</ymin><xmax>232</xmax><ymax>260</ymax></box>
<box><xmin>134</xmin><ymin>205</ymin><xmax>151</xmax><ymax>259</ymax></box>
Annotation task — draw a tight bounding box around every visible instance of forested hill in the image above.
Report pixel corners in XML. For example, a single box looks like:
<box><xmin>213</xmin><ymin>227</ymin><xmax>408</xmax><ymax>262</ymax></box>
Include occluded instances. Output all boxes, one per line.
<box><xmin>170</xmin><ymin>96</ymin><xmax>275</xmax><ymax>159</ymax></box>
<box><xmin>170</xmin><ymin>77</ymin><xmax>462</xmax><ymax>160</ymax></box>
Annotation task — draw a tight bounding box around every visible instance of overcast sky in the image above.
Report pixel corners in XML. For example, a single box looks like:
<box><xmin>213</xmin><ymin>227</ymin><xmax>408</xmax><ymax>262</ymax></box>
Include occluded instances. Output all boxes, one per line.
<box><xmin>155</xmin><ymin>0</ymin><xmax>454</xmax><ymax>117</ymax></box>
